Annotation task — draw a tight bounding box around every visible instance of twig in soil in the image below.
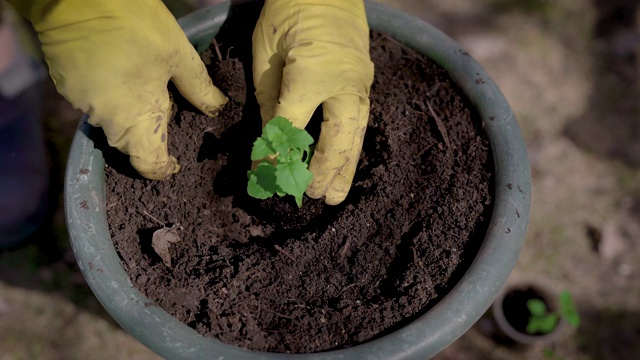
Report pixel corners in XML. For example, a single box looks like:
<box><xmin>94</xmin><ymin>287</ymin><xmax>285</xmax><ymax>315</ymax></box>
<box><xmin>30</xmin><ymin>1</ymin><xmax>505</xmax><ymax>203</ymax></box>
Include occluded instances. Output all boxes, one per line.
<box><xmin>415</xmin><ymin>142</ymin><xmax>436</xmax><ymax>160</ymax></box>
<box><xmin>145</xmin><ymin>181</ymin><xmax>157</xmax><ymax>191</ymax></box>
<box><xmin>273</xmin><ymin>245</ymin><xmax>295</xmax><ymax>262</ymax></box>
<box><xmin>212</xmin><ymin>39</ymin><xmax>223</xmax><ymax>62</ymax></box>
<box><xmin>264</xmin><ymin>329</ymin><xmax>282</xmax><ymax>333</ymax></box>
<box><xmin>339</xmin><ymin>283</ymin><xmax>357</xmax><ymax>294</ymax></box>
<box><xmin>259</xmin><ymin>306</ymin><xmax>295</xmax><ymax>320</ymax></box>
<box><xmin>425</xmin><ymin>100</ymin><xmax>453</xmax><ymax>158</ymax></box>
<box><xmin>412</xmin><ymin>246</ymin><xmax>425</xmax><ymax>269</ymax></box>
<box><xmin>105</xmin><ymin>201</ymin><xmax>119</xmax><ymax>210</ymax></box>
<box><xmin>339</xmin><ymin>237</ymin><xmax>353</xmax><ymax>257</ymax></box>
<box><xmin>139</xmin><ymin>210</ymin><xmax>164</xmax><ymax>226</ymax></box>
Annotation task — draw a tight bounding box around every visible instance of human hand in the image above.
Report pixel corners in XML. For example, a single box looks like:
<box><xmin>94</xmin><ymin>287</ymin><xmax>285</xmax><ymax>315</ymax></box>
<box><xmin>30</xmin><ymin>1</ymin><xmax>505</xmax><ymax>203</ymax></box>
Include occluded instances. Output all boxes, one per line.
<box><xmin>252</xmin><ymin>0</ymin><xmax>374</xmax><ymax>205</ymax></box>
<box><xmin>8</xmin><ymin>0</ymin><xmax>228</xmax><ymax>179</ymax></box>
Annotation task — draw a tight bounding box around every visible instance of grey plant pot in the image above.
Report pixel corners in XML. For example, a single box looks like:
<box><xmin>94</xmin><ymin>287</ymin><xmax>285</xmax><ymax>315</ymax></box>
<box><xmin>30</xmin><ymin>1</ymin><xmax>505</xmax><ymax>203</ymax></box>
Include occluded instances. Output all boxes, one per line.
<box><xmin>64</xmin><ymin>1</ymin><xmax>531</xmax><ymax>359</ymax></box>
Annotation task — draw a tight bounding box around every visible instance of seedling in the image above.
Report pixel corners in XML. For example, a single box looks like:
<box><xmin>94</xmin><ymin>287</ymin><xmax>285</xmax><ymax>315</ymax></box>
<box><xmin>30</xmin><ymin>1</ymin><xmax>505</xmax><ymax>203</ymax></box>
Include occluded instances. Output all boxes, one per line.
<box><xmin>247</xmin><ymin>116</ymin><xmax>314</xmax><ymax>207</ymax></box>
<box><xmin>526</xmin><ymin>290</ymin><xmax>580</xmax><ymax>334</ymax></box>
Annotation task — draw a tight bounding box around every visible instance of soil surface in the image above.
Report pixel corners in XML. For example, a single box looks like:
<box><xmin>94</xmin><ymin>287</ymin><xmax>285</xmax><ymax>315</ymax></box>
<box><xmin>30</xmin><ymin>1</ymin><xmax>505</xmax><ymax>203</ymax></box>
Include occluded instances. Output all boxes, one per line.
<box><xmin>104</xmin><ymin>6</ymin><xmax>493</xmax><ymax>353</ymax></box>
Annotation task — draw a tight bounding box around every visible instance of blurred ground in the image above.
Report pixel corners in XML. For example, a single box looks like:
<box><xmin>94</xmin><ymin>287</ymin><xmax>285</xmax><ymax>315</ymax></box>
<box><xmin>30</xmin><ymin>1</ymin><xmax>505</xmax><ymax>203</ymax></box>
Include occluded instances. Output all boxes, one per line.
<box><xmin>1</xmin><ymin>0</ymin><xmax>639</xmax><ymax>359</ymax></box>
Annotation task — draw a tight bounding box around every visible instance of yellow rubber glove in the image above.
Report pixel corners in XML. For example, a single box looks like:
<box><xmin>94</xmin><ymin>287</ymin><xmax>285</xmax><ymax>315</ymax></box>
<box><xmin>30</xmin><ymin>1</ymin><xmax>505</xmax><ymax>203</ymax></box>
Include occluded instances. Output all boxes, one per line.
<box><xmin>7</xmin><ymin>0</ymin><xmax>228</xmax><ymax>179</ymax></box>
<box><xmin>253</xmin><ymin>0</ymin><xmax>374</xmax><ymax>205</ymax></box>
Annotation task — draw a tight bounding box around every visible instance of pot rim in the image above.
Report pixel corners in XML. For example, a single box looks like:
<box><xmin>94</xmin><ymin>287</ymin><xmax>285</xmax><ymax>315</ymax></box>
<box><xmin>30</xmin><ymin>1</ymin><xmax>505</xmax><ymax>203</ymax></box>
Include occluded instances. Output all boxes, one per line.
<box><xmin>64</xmin><ymin>1</ymin><xmax>531</xmax><ymax>359</ymax></box>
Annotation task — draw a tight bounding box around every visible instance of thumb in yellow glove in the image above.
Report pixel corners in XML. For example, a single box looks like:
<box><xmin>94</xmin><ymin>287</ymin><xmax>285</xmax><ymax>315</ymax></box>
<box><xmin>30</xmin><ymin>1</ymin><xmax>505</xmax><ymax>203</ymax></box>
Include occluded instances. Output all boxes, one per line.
<box><xmin>7</xmin><ymin>0</ymin><xmax>228</xmax><ymax>179</ymax></box>
<box><xmin>252</xmin><ymin>0</ymin><xmax>374</xmax><ymax>205</ymax></box>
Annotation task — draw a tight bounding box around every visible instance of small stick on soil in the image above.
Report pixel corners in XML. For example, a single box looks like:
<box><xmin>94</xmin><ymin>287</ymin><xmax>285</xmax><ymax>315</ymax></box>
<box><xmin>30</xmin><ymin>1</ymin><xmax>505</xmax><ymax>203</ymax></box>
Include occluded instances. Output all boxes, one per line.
<box><xmin>412</xmin><ymin>245</ymin><xmax>418</xmax><ymax>263</ymax></box>
<box><xmin>212</xmin><ymin>39</ymin><xmax>223</xmax><ymax>62</ymax></box>
<box><xmin>339</xmin><ymin>237</ymin><xmax>353</xmax><ymax>257</ymax></box>
<box><xmin>105</xmin><ymin>201</ymin><xmax>119</xmax><ymax>210</ymax></box>
<box><xmin>425</xmin><ymin>99</ymin><xmax>453</xmax><ymax>158</ymax></box>
<box><xmin>339</xmin><ymin>283</ymin><xmax>357</xmax><ymax>294</ymax></box>
<box><xmin>145</xmin><ymin>181</ymin><xmax>157</xmax><ymax>191</ymax></box>
<box><xmin>139</xmin><ymin>210</ymin><xmax>164</xmax><ymax>226</ymax></box>
<box><xmin>260</xmin><ymin>306</ymin><xmax>295</xmax><ymax>320</ymax></box>
<box><xmin>415</xmin><ymin>142</ymin><xmax>435</xmax><ymax>160</ymax></box>
<box><xmin>274</xmin><ymin>245</ymin><xmax>295</xmax><ymax>262</ymax></box>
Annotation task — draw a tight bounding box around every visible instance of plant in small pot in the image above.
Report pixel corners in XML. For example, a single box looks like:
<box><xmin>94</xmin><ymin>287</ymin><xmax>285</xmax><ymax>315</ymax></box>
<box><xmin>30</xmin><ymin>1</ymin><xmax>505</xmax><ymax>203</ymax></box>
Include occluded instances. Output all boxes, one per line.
<box><xmin>64</xmin><ymin>1</ymin><xmax>531</xmax><ymax>359</ymax></box>
<box><xmin>491</xmin><ymin>283</ymin><xmax>580</xmax><ymax>346</ymax></box>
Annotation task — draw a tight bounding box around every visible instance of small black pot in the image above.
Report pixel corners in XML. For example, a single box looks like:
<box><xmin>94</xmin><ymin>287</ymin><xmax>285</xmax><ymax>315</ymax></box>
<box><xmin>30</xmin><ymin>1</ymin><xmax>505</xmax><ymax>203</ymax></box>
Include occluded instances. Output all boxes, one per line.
<box><xmin>490</xmin><ymin>282</ymin><xmax>566</xmax><ymax>345</ymax></box>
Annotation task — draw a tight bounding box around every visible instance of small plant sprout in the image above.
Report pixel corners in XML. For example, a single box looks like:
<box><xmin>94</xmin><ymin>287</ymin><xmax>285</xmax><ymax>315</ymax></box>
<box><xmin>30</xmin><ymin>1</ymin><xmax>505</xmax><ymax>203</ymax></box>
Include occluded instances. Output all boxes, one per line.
<box><xmin>247</xmin><ymin>116</ymin><xmax>314</xmax><ymax>207</ymax></box>
<box><xmin>526</xmin><ymin>290</ymin><xmax>580</xmax><ymax>335</ymax></box>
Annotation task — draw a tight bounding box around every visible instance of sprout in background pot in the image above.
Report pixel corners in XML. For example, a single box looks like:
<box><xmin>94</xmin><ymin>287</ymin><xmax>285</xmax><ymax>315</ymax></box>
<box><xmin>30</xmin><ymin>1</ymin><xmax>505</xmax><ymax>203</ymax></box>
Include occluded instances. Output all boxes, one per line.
<box><xmin>527</xmin><ymin>290</ymin><xmax>580</xmax><ymax>335</ymax></box>
<box><xmin>491</xmin><ymin>282</ymin><xmax>580</xmax><ymax>346</ymax></box>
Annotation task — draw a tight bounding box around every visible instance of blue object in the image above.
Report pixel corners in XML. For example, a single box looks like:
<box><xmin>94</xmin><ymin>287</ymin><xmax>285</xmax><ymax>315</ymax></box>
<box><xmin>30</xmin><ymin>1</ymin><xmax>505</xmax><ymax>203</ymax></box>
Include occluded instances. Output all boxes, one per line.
<box><xmin>0</xmin><ymin>23</ymin><xmax>48</xmax><ymax>249</ymax></box>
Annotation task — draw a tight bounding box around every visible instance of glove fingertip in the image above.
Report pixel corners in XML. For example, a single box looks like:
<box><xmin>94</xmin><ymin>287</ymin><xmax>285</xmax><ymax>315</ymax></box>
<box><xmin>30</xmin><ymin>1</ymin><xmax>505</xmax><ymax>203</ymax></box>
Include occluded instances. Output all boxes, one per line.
<box><xmin>199</xmin><ymin>85</ymin><xmax>229</xmax><ymax>117</ymax></box>
<box><xmin>177</xmin><ymin>77</ymin><xmax>229</xmax><ymax>117</ymax></box>
<box><xmin>323</xmin><ymin>178</ymin><xmax>351</xmax><ymax>206</ymax></box>
<box><xmin>171</xmin><ymin>43</ymin><xmax>229</xmax><ymax>117</ymax></box>
<box><xmin>324</xmin><ymin>194</ymin><xmax>347</xmax><ymax>206</ymax></box>
<box><xmin>130</xmin><ymin>155</ymin><xmax>181</xmax><ymax>180</ymax></box>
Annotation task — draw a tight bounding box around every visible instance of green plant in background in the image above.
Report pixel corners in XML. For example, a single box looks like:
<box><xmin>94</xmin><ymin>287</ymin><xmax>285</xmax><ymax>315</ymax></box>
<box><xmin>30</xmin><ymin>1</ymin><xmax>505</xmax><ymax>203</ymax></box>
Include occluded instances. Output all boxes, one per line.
<box><xmin>527</xmin><ymin>290</ymin><xmax>581</xmax><ymax>334</ymax></box>
<box><xmin>247</xmin><ymin>116</ymin><xmax>314</xmax><ymax>207</ymax></box>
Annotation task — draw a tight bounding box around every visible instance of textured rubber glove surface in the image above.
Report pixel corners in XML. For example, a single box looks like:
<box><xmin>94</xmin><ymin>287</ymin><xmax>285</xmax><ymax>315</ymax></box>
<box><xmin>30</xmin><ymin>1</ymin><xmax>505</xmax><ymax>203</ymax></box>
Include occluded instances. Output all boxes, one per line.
<box><xmin>8</xmin><ymin>0</ymin><xmax>228</xmax><ymax>179</ymax></box>
<box><xmin>253</xmin><ymin>0</ymin><xmax>374</xmax><ymax>205</ymax></box>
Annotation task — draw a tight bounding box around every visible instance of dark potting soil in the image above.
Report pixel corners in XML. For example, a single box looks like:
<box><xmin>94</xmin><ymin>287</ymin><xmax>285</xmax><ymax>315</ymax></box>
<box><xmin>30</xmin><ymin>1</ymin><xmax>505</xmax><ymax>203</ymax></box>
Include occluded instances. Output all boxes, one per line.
<box><xmin>104</xmin><ymin>6</ymin><xmax>493</xmax><ymax>354</ymax></box>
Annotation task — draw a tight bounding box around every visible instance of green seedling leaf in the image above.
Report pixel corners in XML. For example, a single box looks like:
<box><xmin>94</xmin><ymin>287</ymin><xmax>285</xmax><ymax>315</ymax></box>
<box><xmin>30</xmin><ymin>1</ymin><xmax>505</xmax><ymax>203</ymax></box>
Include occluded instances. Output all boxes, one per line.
<box><xmin>527</xmin><ymin>313</ymin><xmax>558</xmax><ymax>334</ymax></box>
<box><xmin>543</xmin><ymin>348</ymin><xmax>561</xmax><ymax>360</ymax></box>
<box><xmin>247</xmin><ymin>162</ymin><xmax>278</xmax><ymax>199</ymax></box>
<box><xmin>525</xmin><ymin>290</ymin><xmax>581</xmax><ymax>335</ymax></box>
<box><xmin>284</xmin><ymin>125</ymin><xmax>314</xmax><ymax>151</ymax></box>
<box><xmin>276</xmin><ymin>160</ymin><xmax>314</xmax><ymax>207</ymax></box>
<box><xmin>559</xmin><ymin>290</ymin><xmax>581</xmax><ymax>328</ymax></box>
<box><xmin>247</xmin><ymin>116</ymin><xmax>315</xmax><ymax>207</ymax></box>
<box><xmin>264</xmin><ymin>116</ymin><xmax>292</xmax><ymax>155</ymax></box>
<box><xmin>251</xmin><ymin>137</ymin><xmax>274</xmax><ymax>161</ymax></box>
<box><xmin>286</xmin><ymin>149</ymin><xmax>311</xmax><ymax>164</ymax></box>
<box><xmin>268</xmin><ymin>115</ymin><xmax>293</xmax><ymax>129</ymax></box>
<box><xmin>527</xmin><ymin>299</ymin><xmax>548</xmax><ymax>317</ymax></box>
<box><xmin>527</xmin><ymin>298</ymin><xmax>558</xmax><ymax>334</ymax></box>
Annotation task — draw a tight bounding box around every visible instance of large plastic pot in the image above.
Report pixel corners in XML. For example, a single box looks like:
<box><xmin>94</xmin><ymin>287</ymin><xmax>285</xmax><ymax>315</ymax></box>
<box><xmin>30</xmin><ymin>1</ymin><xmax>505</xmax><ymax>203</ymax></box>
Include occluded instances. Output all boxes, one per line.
<box><xmin>64</xmin><ymin>1</ymin><xmax>531</xmax><ymax>359</ymax></box>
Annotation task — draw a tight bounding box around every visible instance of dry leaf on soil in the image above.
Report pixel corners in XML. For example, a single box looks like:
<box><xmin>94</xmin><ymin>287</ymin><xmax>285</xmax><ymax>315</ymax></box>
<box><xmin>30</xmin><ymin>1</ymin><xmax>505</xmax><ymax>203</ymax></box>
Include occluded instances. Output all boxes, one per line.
<box><xmin>152</xmin><ymin>227</ymin><xmax>181</xmax><ymax>267</ymax></box>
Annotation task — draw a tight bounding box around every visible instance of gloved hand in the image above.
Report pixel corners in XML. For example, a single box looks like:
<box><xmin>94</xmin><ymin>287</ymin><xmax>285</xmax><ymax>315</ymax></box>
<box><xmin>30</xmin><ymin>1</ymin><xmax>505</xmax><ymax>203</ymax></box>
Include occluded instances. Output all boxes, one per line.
<box><xmin>7</xmin><ymin>0</ymin><xmax>228</xmax><ymax>179</ymax></box>
<box><xmin>252</xmin><ymin>0</ymin><xmax>374</xmax><ymax>205</ymax></box>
